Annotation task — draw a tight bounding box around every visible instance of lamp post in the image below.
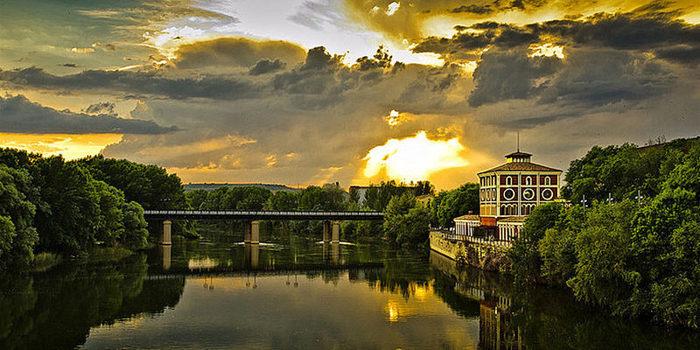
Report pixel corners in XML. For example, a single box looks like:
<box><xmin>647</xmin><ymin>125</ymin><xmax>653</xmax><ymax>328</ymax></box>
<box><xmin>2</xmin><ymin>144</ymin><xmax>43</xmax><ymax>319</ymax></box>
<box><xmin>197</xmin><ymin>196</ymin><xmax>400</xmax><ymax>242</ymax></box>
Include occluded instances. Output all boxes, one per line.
<box><xmin>606</xmin><ymin>193</ymin><xmax>614</xmax><ymax>204</ymax></box>
<box><xmin>635</xmin><ymin>190</ymin><xmax>644</xmax><ymax>206</ymax></box>
<box><xmin>580</xmin><ymin>195</ymin><xmax>588</xmax><ymax>208</ymax></box>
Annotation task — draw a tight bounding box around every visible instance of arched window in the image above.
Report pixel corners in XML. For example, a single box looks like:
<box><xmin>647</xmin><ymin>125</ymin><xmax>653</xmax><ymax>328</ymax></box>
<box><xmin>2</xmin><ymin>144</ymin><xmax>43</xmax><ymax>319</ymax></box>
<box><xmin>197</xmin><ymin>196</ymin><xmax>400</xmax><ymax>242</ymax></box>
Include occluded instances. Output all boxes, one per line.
<box><xmin>506</xmin><ymin>176</ymin><xmax>512</xmax><ymax>186</ymax></box>
<box><xmin>545</xmin><ymin>177</ymin><xmax>551</xmax><ymax>185</ymax></box>
<box><xmin>525</xmin><ymin>176</ymin><xmax>532</xmax><ymax>185</ymax></box>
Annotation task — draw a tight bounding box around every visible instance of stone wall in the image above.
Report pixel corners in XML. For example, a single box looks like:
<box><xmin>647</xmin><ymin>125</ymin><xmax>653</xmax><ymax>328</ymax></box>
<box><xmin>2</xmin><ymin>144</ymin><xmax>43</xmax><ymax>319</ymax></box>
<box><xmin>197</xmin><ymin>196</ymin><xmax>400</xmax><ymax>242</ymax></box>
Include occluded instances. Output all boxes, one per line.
<box><xmin>429</xmin><ymin>231</ymin><xmax>512</xmax><ymax>272</ymax></box>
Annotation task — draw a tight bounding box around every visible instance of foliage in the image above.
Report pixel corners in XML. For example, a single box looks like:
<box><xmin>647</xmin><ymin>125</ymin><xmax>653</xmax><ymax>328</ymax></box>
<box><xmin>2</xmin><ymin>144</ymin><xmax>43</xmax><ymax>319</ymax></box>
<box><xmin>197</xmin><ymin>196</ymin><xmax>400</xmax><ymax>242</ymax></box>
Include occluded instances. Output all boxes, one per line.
<box><xmin>265</xmin><ymin>191</ymin><xmax>298</xmax><ymax>211</ymax></box>
<box><xmin>431</xmin><ymin>183</ymin><xmax>479</xmax><ymax>228</ymax></box>
<box><xmin>383</xmin><ymin>193</ymin><xmax>430</xmax><ymax>247</ymax></box>
<box><xmin>0</xmin><ymin>148</ymin><xmax>153</xmax><ymax>266</ymax></box>
<box><xmin>361</xmin><ymin>180</ymin><xmax>434</xmax><ymax>211</ymax></box>
<box><xmin>78</xmin><ymin>155</ymin><xmax>188</xmax><ymax>209</ymax></box>
<box><xmin>562</xmin><ymin>138</ymin><xmax>697</xmax><ymax>203</ymax></box>
<box><xmin>0</xmin><ymin>165</ymin><xmax>38</xmax><ymax>266</ymax></box>
<box><xmin>509</xmin><ymin>139</ymin><xmax>700</xmax><ymax>329</ymax></box>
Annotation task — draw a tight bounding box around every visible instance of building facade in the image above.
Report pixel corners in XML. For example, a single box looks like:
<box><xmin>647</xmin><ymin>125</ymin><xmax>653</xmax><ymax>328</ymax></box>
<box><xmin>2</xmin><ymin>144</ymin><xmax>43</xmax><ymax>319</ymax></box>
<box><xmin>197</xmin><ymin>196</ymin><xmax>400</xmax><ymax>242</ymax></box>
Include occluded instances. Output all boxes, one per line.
<box><xmin>454</xmin><ymin>151</ymin><xmax>562</xmax><ymax>243</ymax></box>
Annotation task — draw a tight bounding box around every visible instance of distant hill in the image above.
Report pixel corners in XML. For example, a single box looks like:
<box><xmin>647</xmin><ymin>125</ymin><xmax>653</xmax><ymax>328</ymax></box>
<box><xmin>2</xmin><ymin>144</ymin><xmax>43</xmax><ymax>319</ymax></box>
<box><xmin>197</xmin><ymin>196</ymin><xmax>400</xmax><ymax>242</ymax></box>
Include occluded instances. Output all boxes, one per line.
<box><xmin>184</xmin><ymin>183</ymin><xmax>302</xmax><ymax>193</ymax></box>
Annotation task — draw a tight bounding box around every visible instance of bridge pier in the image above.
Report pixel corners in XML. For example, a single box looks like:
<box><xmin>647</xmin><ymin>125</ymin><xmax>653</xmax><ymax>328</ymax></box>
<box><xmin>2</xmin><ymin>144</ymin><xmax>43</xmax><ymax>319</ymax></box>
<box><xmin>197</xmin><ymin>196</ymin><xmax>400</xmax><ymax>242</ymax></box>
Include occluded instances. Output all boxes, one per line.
<box><xmin>160</xmin><ymin>245</ymin><xmax>171</xmax><ymax>270</ymax></box>
<box><xmin>160</xmin><ymin>220</ymin><xmax>172</xmax><ymax>245</ymax></box>
<box><xmin>245</xmin><ymin>221</ymin><xmax>260</xmax><ymax>244</ymax></box>
<box><xmin>244</xmin><ymin>244</ymin><xmax>259</xmax><ymax>268</ymax></box>
<box><xmin>323</xmin><ymin>221</ymin><xmax>331</xmax><ymax>243</ymax></box>
<box><xmin>323</xmin><ymin>221</ymin><xmax>341</xmax><ymax>244</ymax></box>
<box><xmin>332</xmin><ymin>221</ymin><xmax>340</xmax><ymax>244</ymax></box>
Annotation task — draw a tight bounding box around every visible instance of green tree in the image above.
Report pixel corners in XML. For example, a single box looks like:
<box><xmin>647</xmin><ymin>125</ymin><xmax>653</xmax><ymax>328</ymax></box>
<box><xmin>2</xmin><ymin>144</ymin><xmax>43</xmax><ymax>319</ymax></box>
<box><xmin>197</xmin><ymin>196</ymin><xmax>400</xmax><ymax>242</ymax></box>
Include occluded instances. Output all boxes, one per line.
<box><xmin>508</xmin><ymin>202</ymin><xmax>565</xmax><ymax>283</ymax></box>
<box><xmin>434</xmin><ymin>183</ymin><xmax>479</xmax><ymax>228</ymax></box>
<box><xmin>265</xmin><ymin>191</ymin><xmax>299</xmax><ymax>211</ymax></box>
<box><xmin>0</xmin><ymin>165</ymin><xmax>38</xmax><ymax>266</ymax></box>
<box><xmin>383</xmin><ymin>193</ymin><xmax>429</xmax><ymax>246</ymax></box>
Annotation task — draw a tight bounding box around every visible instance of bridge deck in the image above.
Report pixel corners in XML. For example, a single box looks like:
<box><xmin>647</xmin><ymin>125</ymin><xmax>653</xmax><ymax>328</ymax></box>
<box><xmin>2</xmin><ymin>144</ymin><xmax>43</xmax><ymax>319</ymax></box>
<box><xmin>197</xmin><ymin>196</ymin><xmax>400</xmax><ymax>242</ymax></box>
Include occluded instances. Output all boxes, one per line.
<box><xmin>143</xmin><ymin>210</ymin><xmax>384</xmax><ymax>221</ymax></box>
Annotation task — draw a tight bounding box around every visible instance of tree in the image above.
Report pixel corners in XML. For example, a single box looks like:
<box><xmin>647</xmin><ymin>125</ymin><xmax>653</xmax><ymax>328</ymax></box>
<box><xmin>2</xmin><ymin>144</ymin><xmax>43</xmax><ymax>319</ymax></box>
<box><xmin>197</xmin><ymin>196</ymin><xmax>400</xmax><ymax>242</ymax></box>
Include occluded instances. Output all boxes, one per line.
<box><xmin>266</xmin><ymin>191</ymin><xmax>298</xmax><ymax>211</ymax></box>
<box><xmin>508</xmin><ymin>202</ymin><xmax>565</xmax><ymax>283</ymax></box>
<box><xmin>434</xmin><ymin>183</ymin><xmax>479</xmax><ymax>228</ymax></box>
<box><xmin>0</xmin><ymin>165</ymin><xmax>38</xmax><ymax>266</ymax></box>
<box><xmin>567</xmin><ymin>201</ymin><xmax>639</xmax><ymax>307</ymax></box>
<box><xmin>383</xmin><ymin>193</ymin><xmax>429</xmax><ymax>246</ymax></box>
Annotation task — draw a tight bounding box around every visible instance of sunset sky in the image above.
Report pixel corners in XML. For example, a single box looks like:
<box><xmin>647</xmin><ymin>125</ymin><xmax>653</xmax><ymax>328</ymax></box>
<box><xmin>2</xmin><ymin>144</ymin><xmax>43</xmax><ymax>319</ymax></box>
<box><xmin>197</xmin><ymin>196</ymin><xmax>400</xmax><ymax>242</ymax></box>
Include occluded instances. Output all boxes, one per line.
<box><xmin>0</xmin><ymin>0</ymin><xmax>698</xmax><ymax>189</ymax></box>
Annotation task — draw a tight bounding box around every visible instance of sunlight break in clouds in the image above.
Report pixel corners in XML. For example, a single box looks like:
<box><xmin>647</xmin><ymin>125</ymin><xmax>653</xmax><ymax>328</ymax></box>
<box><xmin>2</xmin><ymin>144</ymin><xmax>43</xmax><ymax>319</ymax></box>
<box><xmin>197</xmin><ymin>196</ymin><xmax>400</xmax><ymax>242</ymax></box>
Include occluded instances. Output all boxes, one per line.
<box><xmin>528</xmin><ymin>43</ymin><xmax>566</xmax><ymax>59</ymax></box>
<box><xmin>363</xmin><ymin>131</ymin><xmax>468</xmax><ymax>183</ymax></box>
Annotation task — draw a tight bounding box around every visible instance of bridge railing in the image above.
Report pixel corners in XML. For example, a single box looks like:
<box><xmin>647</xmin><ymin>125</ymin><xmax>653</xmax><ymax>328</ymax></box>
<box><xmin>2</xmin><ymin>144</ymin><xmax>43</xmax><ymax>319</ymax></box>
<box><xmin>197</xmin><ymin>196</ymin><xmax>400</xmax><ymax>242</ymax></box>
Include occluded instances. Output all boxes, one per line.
<box><xmin>142</xmin><ymin>210</ymin><xmax>384</xmax><ymax>218</ymax></box>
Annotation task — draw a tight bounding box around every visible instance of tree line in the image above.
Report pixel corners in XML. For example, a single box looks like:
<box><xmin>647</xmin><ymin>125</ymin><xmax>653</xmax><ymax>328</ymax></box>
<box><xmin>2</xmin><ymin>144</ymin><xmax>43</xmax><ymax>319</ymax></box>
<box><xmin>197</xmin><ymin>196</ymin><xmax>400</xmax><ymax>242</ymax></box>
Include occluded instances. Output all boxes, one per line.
<box><xmin>509</xmin><ymin>137</ymin><xmax>700</xmax><ymax>329</ymax></box>
<box><xmin>186</xmin><ymin>180</ymin><xmax>480</xmax><ymax>247</ymax></box>
<box><xmin>0</xmin><ymin>149</ymin><xmax>190</xmax><ymax>268</ymax></box>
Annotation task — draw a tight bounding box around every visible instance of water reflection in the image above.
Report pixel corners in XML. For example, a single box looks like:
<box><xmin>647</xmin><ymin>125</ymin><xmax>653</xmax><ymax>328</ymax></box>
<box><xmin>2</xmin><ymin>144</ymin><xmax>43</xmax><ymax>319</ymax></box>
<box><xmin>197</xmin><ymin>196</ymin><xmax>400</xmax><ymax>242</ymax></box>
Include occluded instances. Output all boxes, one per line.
<box><xmin>429</xmin><ymin>250</ymin><xmax>700</xmax><ymax>350</ymax></box>
<box><xmin>0</xmin><ymin>254</ymin><xmax>184</xmax><ymax>350</ymax></box>
<box><xmin>0</xmin><ymin>232</ymin><xmax>698</xmax><ymax>349</ymax></box>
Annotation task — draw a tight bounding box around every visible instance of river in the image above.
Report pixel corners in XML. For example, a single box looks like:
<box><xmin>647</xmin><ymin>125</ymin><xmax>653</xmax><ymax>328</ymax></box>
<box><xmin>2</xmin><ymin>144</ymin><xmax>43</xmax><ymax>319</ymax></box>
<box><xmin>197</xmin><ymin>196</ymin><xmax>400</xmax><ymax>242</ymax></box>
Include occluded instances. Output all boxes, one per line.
<box><xmin>0</xmin><ymin>226</ymin><xmax>697</xmax><ymax>349</ymax></box>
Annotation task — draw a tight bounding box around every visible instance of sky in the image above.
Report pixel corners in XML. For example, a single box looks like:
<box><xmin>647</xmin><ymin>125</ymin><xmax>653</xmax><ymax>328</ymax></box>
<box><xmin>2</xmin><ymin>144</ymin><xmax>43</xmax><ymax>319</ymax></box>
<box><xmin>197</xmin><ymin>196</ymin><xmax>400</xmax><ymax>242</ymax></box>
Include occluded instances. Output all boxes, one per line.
<box><xmin>0</xmin><ymin>0</ymin><xmax>698</xmax><ymax>189</ymax></box>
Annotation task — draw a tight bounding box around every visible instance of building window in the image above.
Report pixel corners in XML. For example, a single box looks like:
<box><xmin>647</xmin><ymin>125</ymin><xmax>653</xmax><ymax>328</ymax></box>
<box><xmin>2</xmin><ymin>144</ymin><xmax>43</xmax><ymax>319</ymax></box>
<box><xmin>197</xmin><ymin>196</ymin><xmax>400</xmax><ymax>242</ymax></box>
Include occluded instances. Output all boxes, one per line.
<box><xmin>506</xmin><ymin>176</ymin><xmax>512</xmax><ymax>186</ymax></box>
<box><xmin>542</xmin><ymin>188</ymin><xmax>554</xmax><ymax>200</ymax></box>
<box><xmin>525</xmin><ymin>176</ymin><xmax>532</xmax><ymax>185</ymax></box>
<box><xmin>503</xmin><ymin>188</ymin><xmax>515</xmax><ymax>201</ymax></box>
<box><xmin>545</xmin><ymin>177</ymin><xmax>551</xmax><ymax>186</ymax></box>
<box><xmin>522</xmin><ymin>188</ymin><xmax>535</xmax><ymax>201</ymax></box>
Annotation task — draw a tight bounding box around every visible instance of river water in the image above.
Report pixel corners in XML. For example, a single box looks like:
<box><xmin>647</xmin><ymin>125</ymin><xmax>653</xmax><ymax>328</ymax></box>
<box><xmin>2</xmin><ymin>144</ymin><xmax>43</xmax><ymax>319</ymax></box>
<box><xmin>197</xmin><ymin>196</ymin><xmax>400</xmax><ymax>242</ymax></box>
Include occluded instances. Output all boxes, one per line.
<box><xmin>0</xmin><ymin>227</ymin><xmax>697</xmax><ymax>349</ymax></box>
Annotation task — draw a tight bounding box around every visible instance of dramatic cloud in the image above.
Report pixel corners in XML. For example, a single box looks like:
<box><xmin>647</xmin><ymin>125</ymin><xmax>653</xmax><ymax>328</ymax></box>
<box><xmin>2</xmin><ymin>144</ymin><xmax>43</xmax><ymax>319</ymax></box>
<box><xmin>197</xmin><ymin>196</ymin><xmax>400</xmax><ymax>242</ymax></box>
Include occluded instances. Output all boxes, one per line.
<box><xmin>0</xmin><ymin>95</ymin><xmax>176</xmax><ymax>134</ymax></box>
<box><xmin>1</xmin><ymin>0</ymin><xmax>699</xmax><ymax>188</ymax></box>
<box><xmin>0</xmin><ymin>67</ymin><xmax>261</xmax><ymax>100</ymax></box>
<box><xmin>172</xmin><ymin>38</ymin><xmax>306</xmax><ymax>69</ymax></box>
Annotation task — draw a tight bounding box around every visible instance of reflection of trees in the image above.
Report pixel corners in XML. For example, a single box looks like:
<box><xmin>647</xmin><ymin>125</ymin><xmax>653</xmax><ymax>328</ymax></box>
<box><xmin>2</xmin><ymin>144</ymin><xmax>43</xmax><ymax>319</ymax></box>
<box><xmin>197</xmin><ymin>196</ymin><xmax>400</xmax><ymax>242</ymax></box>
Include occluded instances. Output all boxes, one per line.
<box><xmin>358</xmin><ymin>249</ymin><xmax>433</xmax><ymax>299</ymax></box>
<box><xmin>429</xmin><ymin>251</ymin><xmax>700</xmax><ymax>349</ymax></box>
<box><xmin>0</xmin><ymin>253</ymin><xmax>184</xmax><ymax>350</ymax></box>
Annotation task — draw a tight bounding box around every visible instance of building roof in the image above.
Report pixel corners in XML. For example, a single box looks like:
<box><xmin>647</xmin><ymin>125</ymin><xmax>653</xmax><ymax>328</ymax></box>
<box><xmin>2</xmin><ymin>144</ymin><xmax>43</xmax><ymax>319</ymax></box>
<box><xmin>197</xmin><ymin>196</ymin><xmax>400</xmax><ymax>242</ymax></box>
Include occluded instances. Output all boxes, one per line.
<box><xmin>505</xmin><ymin>151</ymin><xmax>532</xmax><ymax>158</ymax></box>
<box><xmin>498</xmin><ymin>216</ymin><xmax>527</xmax><ymax>223</ymax></box>
<box><xmin>478</xmin><ymin>161</ymin><xmax>561</xmax><ymax>174</ymax></box>
<box><xmin>454</xmin><ymin>214</ymin><xmax>480</xmax><ymax>221</ymax></box>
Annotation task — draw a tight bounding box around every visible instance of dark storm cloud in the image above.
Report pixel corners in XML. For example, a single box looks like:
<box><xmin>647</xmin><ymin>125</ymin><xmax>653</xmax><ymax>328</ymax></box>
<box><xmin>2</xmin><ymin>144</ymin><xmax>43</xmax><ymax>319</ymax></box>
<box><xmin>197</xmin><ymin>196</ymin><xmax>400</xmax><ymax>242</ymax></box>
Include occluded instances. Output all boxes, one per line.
<box><xmin>84</xmin><ymin>101</ymin><xmax>116</xmax><ymax>115</ymax></box>
<box><xmin>0</xmin><ymin>67</ymin><xmax>261</xmax><ymax>100</ymax></box>
<box><xmin>527</xmin><ymin>13</ymin><xmax>700</xmax><ymax>50</ymax></box>
<box><xmin>0</xmin><ymin>95</ymin><xmax>177</xmax><ymax>134</ymax></box>
<box><xmin>413</xmin><ymin>13</ymin><xmax>700</xmax><ymax>63</ymax></box>
<box><xmin>249</xmin><ymin>59</ymin><xmax>286</xmax><ymax>75</ymax></box>
<box><xmin>449</xmin><ymin>4</ymin><xmax>494</xmax><ymax>15</ymax></box>
<box><xmin>468</xmin><ymin>48</ymin><xmax>562</xmax><ymax>106</ymax></box>
<box><xmin>173</xmin><ymin>38</ymin><xmax>306</xmax><ymax>69</ymax></box>
<box><xmin>469</xmin><ymin>47</ymin><xmax>674</xmax><ymax>115</ymax></box>
<box><xmin>654</xmin><ymin>45</ymin><xmax>700</xmax><ymax>65</ymax></box>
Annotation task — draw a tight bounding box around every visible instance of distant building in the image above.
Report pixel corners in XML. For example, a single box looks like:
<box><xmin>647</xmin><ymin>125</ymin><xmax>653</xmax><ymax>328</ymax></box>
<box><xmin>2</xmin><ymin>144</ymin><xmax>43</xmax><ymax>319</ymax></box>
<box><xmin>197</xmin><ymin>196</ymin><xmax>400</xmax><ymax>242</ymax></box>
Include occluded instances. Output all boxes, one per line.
<box><xmin>454</xmin><ymin>150</ymin><xmax>562</xmax><ymax>243</ymax></box>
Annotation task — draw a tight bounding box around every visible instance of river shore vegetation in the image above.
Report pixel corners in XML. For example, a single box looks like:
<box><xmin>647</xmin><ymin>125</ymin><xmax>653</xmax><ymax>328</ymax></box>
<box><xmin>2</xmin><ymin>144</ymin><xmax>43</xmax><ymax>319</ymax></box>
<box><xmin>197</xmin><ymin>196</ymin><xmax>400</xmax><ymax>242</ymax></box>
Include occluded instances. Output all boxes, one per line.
<box><xmin>0</xmin><ymin>150</ymin><xmax>186</xmax><ymax>268</ymax></box>
<box><xmin>509</xmin><ymin>137</ymin><xmax>700</xmax><ymax>329</ymax></box>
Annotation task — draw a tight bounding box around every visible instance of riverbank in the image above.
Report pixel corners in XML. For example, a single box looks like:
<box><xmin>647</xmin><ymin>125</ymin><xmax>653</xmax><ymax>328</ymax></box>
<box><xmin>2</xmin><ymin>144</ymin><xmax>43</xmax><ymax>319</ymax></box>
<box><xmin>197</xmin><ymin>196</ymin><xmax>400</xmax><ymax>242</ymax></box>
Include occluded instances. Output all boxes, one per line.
<box><xmin>429</xmin><ymin>231</ymin><xmax>511</xmax><ymax>272</ymax></box>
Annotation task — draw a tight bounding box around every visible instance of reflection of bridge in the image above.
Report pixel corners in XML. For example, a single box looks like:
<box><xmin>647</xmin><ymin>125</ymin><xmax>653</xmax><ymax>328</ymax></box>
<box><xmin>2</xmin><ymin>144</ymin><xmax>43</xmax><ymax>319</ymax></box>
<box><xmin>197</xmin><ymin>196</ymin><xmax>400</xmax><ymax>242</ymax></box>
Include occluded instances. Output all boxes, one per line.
<box><xmin>156</xmin><ymin>245</ymin><xmax>382</xmax><ymax>275</ymax></box>
<box><xmin>143</xmin><ymin>210</ymin><xmax>384</xmax><ymax>245</ymax></box>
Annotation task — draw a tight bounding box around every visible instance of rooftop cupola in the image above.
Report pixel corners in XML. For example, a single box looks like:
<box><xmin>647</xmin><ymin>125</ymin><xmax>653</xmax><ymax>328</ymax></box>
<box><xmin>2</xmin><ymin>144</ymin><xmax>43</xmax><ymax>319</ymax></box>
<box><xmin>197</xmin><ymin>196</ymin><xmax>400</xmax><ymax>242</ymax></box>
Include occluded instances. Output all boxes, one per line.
<box><xmin>505</xmin><ymin>151</ymin><xmax>532</xmax><ymax>163</ymax></box>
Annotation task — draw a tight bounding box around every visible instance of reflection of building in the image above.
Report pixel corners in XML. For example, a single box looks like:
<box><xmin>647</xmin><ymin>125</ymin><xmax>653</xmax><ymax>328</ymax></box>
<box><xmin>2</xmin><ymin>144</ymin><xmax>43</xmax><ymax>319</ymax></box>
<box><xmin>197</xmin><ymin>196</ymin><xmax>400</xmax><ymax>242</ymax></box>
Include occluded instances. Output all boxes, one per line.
<box><xmin>479</xmin><ymin>300</ymin><xmax>524</xmax><ymax>350</ymax></box>
<box><xmin>455</xmin><ymin>151</ymin><xmax>561</xmax><ymax>243</ymax></box>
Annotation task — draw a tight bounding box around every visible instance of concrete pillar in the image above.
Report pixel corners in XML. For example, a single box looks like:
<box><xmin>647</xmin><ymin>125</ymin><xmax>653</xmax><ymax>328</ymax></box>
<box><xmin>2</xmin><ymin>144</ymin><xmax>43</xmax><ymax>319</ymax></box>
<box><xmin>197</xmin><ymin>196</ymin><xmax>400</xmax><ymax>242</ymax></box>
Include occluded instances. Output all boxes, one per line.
<box><xmin>331</xmin><ymin>221</ymin><xmax>340</xmax><ymax>244</ymax></box>
<box><xmin>331</xmin><ymin>242</ymin><xmax>339</xmax><ymax>265</ymax></box>
<box><xmin>323</xmin><ymin>220</ymin><xmax>331</xmax><ymax>243</ymax></box>
<box><xmin>244</xmin><ymin>221</ymin><xmax>252</xmax><ymax>243</ymax></box>
<box><xmin>244</xmin><ymin>244</ymin><xmax>259</xmax><ymax>268</ymax></box>
<box><xmin>160</xmin><ymin>220</ymin><xmax>172</xmax><ymax>245</ymax></box>
<box><xmin>250</xmin><ymin>221</ymin><xmax>260</xmax><ymax>244</ymax></box>
<box><xmin>160</xmin><ymin>245</ymin><xmax>171</xmax><ymax>271</ymax></box>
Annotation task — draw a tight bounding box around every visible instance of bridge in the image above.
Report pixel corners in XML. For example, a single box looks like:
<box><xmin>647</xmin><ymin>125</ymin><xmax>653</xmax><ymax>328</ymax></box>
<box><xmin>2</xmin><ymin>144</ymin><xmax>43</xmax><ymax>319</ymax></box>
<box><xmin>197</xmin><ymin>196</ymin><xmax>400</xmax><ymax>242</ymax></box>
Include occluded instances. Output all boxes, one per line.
<box><xmin>143</xmin><ymin>210</ymin><xmax>384</xmax><ymax>246</ymax></box>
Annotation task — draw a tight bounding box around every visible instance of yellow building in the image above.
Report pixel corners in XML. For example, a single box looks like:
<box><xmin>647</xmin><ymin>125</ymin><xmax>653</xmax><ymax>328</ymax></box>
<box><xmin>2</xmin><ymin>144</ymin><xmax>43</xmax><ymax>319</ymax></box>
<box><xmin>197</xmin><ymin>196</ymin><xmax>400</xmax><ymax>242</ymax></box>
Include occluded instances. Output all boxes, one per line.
<box><xmin>453</xmin><ymin>150</ymin><xmax>562</xmax><ymax>244</ymax></box>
